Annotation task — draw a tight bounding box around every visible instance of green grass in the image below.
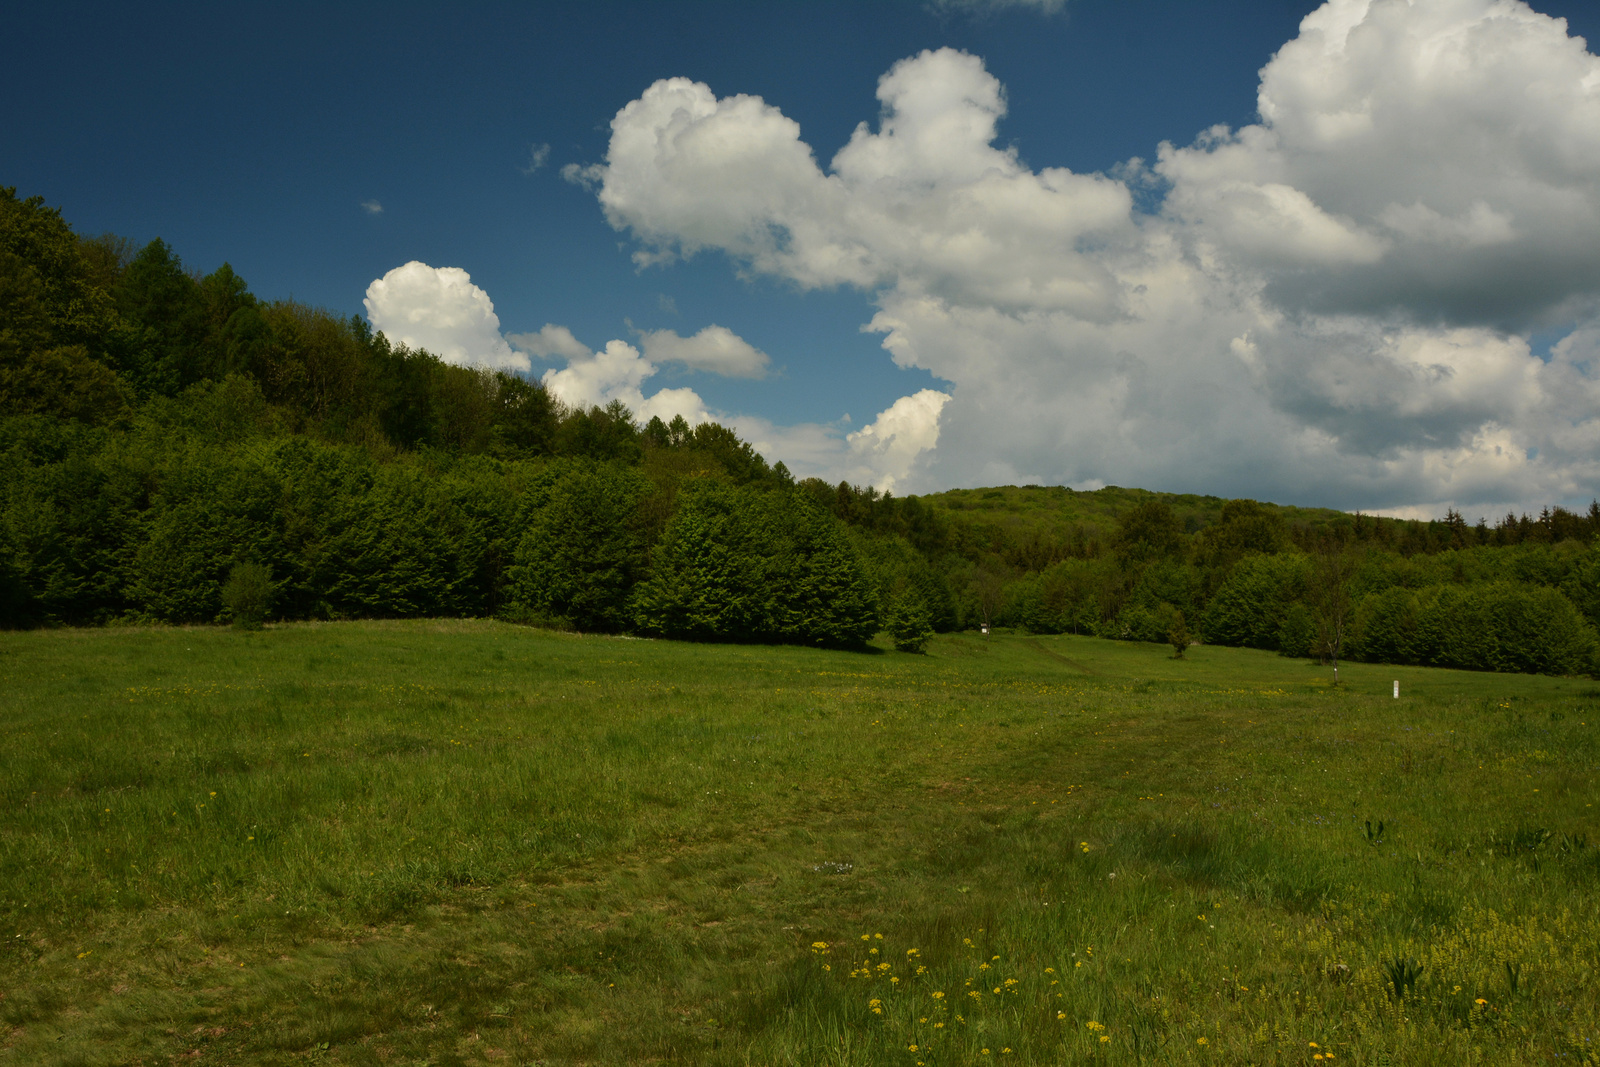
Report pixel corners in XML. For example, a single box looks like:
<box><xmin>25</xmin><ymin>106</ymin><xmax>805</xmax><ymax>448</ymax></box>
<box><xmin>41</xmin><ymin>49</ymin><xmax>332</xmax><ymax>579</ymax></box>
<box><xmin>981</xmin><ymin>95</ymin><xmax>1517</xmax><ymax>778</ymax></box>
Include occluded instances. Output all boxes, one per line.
<box><xmin>0</xmin><ymin>622</ymin><xmax>1595</xmax><ymax>1065</ymax></box>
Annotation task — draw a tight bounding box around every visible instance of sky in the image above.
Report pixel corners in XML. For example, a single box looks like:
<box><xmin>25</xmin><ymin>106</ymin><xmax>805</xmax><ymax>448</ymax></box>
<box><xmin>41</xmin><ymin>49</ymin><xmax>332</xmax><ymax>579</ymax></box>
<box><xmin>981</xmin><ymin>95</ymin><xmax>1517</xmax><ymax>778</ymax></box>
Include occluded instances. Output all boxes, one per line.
<box><xmin>6</xmin><ymin>0</ymin><xmax>1600</xmax><ymax>517</ymax></box>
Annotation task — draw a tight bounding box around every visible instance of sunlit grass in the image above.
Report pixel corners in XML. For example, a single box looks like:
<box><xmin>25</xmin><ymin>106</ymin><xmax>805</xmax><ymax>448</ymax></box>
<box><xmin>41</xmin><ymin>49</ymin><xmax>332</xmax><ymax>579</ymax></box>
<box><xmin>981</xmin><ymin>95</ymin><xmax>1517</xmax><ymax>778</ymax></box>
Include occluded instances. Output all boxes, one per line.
<box><xmin>0</xmin><ymin>621</ymin><xmax>1595</xmax><ymax>1064</ymax></box>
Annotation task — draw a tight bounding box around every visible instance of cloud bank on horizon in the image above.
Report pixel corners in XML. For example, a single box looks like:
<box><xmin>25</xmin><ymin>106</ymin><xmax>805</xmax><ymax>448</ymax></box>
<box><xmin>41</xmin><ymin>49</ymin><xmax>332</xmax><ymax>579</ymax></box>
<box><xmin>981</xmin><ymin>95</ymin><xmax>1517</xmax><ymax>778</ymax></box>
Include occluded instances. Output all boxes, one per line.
<box><xmin>370</xmin><ymin>0</ymin><xmax>1600</xmax><ymax>514</ymax></box>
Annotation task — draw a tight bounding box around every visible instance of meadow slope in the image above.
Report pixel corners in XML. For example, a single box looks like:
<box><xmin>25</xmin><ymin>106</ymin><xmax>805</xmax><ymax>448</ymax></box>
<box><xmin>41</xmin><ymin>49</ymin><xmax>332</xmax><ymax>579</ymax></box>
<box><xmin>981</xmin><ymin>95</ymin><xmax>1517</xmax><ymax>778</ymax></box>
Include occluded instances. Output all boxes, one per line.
<box><xmin>0</xmin><ymin>622</ymin><xmax>1595</xmax><ymax>1065</ymax></box>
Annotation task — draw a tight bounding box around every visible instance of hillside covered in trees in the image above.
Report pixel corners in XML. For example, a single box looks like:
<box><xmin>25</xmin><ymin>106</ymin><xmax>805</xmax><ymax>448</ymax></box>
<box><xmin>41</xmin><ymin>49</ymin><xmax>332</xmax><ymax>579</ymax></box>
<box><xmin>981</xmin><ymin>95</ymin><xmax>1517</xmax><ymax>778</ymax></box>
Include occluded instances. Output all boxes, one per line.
<box><xmin>3</xmin><ymin>186</ymin><xmax>1598</xmax><ymax>675</ymax></box>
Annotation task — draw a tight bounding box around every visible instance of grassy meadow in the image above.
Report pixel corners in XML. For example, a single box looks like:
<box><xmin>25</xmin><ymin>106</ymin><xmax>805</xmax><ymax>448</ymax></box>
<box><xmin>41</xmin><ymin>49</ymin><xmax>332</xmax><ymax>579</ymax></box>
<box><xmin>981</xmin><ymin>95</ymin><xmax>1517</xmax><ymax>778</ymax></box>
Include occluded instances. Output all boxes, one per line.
<box><xmin>0</xmin><ymin>622</ymin><xmax>1596</xmax><ymax>1066</ymax></box>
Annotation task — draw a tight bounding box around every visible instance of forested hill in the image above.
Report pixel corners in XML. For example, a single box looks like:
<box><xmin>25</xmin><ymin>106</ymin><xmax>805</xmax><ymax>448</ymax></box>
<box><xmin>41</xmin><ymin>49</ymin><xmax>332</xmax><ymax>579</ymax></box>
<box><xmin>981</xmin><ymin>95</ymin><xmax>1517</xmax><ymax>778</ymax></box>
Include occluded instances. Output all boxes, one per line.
<box><xmin>3</xmin><ymin>185</ymin><xmax>1599</xmax><ymax>677</ymax></box>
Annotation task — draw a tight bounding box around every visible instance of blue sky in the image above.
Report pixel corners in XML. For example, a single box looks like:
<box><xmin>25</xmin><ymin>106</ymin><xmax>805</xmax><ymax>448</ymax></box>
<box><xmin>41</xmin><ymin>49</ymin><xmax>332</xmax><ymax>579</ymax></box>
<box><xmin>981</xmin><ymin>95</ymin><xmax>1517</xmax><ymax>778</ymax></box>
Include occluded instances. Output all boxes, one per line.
<box><xmin>7</xmin><ymin>1</ymin><xmax>1600</xmax><ymax>514</ymax></box>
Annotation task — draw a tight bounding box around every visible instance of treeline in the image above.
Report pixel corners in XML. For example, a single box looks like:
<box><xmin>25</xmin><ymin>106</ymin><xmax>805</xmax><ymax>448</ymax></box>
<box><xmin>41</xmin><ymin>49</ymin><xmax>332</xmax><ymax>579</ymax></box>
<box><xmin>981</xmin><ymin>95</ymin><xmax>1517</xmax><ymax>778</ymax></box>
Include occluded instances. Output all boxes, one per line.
<box><xmin>813</xmin><ymin>481</ymin><xmax>1600</xmax><ymax>570</ymax></box>
<box><xmin>3</xmin><ymin>186</ymin><xmax>1596</xmax><ymax>674</ymax></box>
<box><xmin>809</xmin><ymin>488</ymin><xmax>1600</xmax><ymax>677</ymax></box>
<box><xmin>0</xmin><ymin>187</ymin><xmax>892</xmax><ymax>643</ymax></box>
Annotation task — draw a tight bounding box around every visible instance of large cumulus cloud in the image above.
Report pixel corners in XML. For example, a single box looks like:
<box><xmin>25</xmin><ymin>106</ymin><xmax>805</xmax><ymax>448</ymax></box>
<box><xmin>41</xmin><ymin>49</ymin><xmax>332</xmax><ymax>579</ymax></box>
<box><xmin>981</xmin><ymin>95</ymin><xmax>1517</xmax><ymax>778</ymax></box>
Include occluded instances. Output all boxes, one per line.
<box><xmin>364</xmin><ymin>262</ymin><xmax>528</xmax><ymax>371</ymax></box>
<box><xmin>574</xmin><ymin>0</ymin><xmax>1600</xmax><ymax>513</ymax></box>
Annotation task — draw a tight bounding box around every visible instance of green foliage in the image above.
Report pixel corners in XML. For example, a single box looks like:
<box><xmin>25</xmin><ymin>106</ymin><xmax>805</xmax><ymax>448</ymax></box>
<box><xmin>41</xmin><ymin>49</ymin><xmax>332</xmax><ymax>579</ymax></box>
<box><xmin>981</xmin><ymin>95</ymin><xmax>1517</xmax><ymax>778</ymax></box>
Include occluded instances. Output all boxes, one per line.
<box><xmin>507</xmin><ymin>462</ymin><xmax>651</xmax><ymax>632</ymax></box>
<box><xmin>220</xmin><ymin>561</ymin><xmax>272</xmax><ymax>629</ymax></box>
<box><xmin>1197</xmin><ymin>497</ymin><xmax>1290</xmax><ymax>569</ymax></box>
<box><xmin>851</xmin><ymin>530</ymin><xmax>959</xmax><ymax>633</ymax></box>
<box><xmin>1167</xmin><ymin>612</ymin><xmax>1190</xmax><ymax>658</ymax></box>
<box><xmin>1200</xmin><ymin>553</ymin><xmax>1309</xmax><ymax>650</ymax></box>
<box><xmin>630</xmin><ymin>481</ymin><xmax>776</xmax><ymax>640</ymax></box>
<box><xmin>115</xmin><ymin>238</ymin><xmax>207</xmax><ymax>395</ymax></box>
<box><xmin>1109</xmin><ymin>600</ymin><xmax>1182</xmax><ymax>643</ymax></box>
<box><xmin>1277</xmin><ymin>601</ymin><xmax>1316</xmax><ymax>658</ymax></box>
<box><xmin>1350</xmin><ymin>581</ymin><xmax>1598</xmax><ymax>675</ymax></box>
<box><xmin>886</xmin><ymin>592</ymin><xmax>934</xmax><ymax>653</ymax></box>
<box><xmin>632</xmin><ymin>483</ymin><xmax>878</xmax><ymax>646</ymax></box>
<box><xmin>1112</xmin><ymin>498</ymin><xmax>1185</xmax><ymax>563</ymax></box>
<box><xmin>0</xmin><ymin>343</ymin><xmax>131</xmax><ymax>424</ymax></box>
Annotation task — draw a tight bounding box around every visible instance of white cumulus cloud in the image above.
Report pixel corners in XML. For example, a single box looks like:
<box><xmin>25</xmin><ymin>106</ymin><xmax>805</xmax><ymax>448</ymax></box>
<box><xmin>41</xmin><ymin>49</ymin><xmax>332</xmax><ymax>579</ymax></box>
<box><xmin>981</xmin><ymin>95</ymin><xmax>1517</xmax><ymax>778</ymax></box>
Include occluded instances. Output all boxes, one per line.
<box><xmin>507</xmin><ymin>323</ymin><xmax>592</xmax><ymax>362</ymax></box>
<box><xmin>574</xmin><ymin>1</ymin><xmax>1600</xmax><ymax>514</ymax></box>
<box><xmin>539</xmin><ymin>336</ymin><xmax>711</xmax><ymax>427</ymax></box>
<box><xmin>637</xmin><ymin>325</ymin><xmax>770</xmax><ymax>377</ymax></box>
<box><xmin>845</xmin><ymin>389</ymin><xmax>952</xmax><ymax>494</ymax></box>
<box><xmin>364</xmin><ymin>262</ymin><xmax>528</xmax><ymax>371</ymax></box>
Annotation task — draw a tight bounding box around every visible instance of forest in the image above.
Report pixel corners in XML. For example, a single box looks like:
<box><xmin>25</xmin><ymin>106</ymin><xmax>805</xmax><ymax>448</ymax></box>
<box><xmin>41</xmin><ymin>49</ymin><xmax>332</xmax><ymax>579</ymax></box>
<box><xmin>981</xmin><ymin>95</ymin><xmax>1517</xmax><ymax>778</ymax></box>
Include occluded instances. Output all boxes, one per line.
<box><xmin>3</xmin><ymin>185</ymin><xmax>1598</xmax><ymax>674</ymax></box>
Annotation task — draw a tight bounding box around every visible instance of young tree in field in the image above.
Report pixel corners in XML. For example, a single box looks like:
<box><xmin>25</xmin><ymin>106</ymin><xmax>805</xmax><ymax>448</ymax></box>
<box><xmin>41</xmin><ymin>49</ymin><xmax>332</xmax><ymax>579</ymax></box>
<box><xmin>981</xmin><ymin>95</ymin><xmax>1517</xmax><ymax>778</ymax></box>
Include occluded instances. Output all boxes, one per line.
<box><xmin>970</xmin><ymin>562</ymin><xmax>1007</xmax><ymax>634</ymax></box>
<box><xmin>887</xmin><ymin>593</ymin><xmax>934</xmax><ymax>653</ymax></box>
<box><xmin>1167</xmin><ymin>611</ymin><xmax>1191</xmax><ymax>659</ymax></box>
<box><xmin>221</xmin><ymin>562</ymin><xmax>272</xmax><ymax>630</ymax></box>
<box><xmin>1308</xmin><ymin>536</ymin><xmax>1355</xmax><ymax>684</ymax></box>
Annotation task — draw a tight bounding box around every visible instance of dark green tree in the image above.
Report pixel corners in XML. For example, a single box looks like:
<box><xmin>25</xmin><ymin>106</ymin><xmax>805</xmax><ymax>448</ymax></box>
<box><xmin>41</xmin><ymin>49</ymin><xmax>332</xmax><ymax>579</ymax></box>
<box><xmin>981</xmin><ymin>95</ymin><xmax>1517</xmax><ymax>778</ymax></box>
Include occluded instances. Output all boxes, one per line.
<box><xmin>1167</xmin><ymin>612</ymin><xmax>1191</xmax><ymax>659</ymax></box>
<box><xmin>630</xmin><ymin>481</ymin><xmax>777</xmax><ymax>640</ymax></box>
<box><xmin>115</xmin><ymin>238</ymin><xmax>206</xmax><ymax>395</ymax></box>
<box><xmin>887</xmin><ymin>593</ymin><xmax>934</xmax><ymax>653</ymax></box>
<box><xmin>1198</xmin><ymin>498</ymin><xmax>1289</xmax><ymax>571</ymax></box>
<box><xmin>508</xmin><ymin>462</ymin><xmax>650</xmax><ymax>631</ymax></box>
<box><xmin>221</xmin><ymin>562</ymin><xmax>272</xmax><ymax>629</ymax></box>
<box><xmin>1113</xmin><ymin>499</ymin><xmax>1186</xmax><ymax>564</ymax></box>
<box><xmin>633</xmin><ymin>484</ymin><xmax>877</xmax><ymax>646</ymax></box>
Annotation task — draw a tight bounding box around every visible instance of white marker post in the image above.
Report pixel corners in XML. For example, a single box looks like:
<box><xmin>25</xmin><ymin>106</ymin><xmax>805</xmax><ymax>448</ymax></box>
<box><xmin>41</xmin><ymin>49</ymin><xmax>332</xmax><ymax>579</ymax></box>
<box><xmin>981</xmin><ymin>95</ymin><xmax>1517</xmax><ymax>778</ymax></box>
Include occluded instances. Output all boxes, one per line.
<box><xmin>1393</xmin><ymin>680</ymin><xmax>1399</xmax><ymax>699</ymax></box>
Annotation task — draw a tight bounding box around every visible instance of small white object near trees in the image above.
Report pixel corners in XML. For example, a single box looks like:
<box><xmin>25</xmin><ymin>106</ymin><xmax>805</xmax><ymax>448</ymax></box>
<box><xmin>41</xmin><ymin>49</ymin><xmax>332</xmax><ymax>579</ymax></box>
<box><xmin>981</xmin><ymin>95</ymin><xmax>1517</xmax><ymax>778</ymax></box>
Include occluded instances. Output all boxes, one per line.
<box><xmin>1393</xmin><ymin>681</ymin><xmax>1400</xmax><ymax>698</ymax></box>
